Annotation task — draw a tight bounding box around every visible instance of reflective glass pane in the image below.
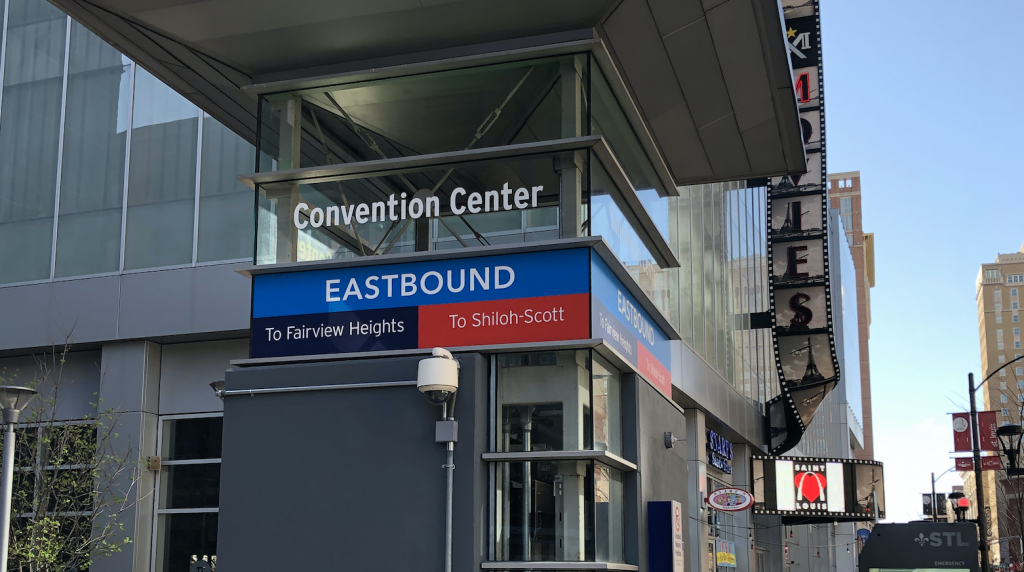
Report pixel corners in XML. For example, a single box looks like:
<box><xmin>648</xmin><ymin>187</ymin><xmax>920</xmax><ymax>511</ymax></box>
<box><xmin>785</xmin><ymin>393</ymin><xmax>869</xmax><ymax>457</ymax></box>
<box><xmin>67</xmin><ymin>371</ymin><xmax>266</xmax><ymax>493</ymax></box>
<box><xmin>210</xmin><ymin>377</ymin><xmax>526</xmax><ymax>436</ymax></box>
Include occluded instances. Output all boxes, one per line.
<box><xmin>197</xmin><ymin>115</ymin><xmax>257</xmax><ymax>262</ymax></box>
<box><xmin>591</xmin><ymin>63</ymin><xmax>670</xmax><ymax>241</ymax></box>
<box><xmin>704</xmin><ymin>186</ymin><xmax>715</xmax><ymax>363</ymax></box>
<box><xmin>54</xmin><ymin>23</ymin><xmax>129</xmax><ymax>277</ymax></box>
<box><xmin>258</xmin><ymin>55</ymin><xmax>581</xmax><ymax>172</ymax></box>
<box><xmin>495</xmin><ymin>460</ymin><xmax>594</xmax><ymax>562</ymax></box>
<box><xmin>155</xmin><ymin>513</ymin><xmax>217</xmax><ymax>572</ymax></box>
<box><xmin>256</xmin><ymin>153</ymin><xmax>564</xmax><ymax>265</ymax></box>
<box><xmin>590</xmin><ymin>158</ymin><xmax>674</xmax><ymax>325</ymax></box>
<box><xmin>691</xmin><ymin>187</ymin><xmax>705</xmax><ymax>358</ymax></box>
<box><xmin>124</xmin><ymin>68</ymin><xmax>199</xmax><ymax>270</ymax></box>
<box><xmin>159</xmin><ymin>463</ymin><xmax>220</xmax><ymax>509</ymax></box>
<box><xmin>591</xmin><ymin>355</ymin><xmax>621</xmax><ymax>455</ymax></box>
<box><xmin>496</xmin><ymin>350</ymin><xmax>592</xmax><ymax>452</ymax></box>
<box><xmin>675</xmin><ymin>188</ymin><xmax>694</xmax><ymax>346</ymax></box>
<box><xmin>0</xmin><ymin>0</ymin><xmax>67</xmax><ymax>283</ymax></box>
<box><xmin>594</xmin><ymin>465</ymin><xmax>624</xmax><ymax>562</ymax></box>
<box><xmin>163</xmin><ymin>417</ymin><xmax>223</xmax><ymax>460</ymax></box>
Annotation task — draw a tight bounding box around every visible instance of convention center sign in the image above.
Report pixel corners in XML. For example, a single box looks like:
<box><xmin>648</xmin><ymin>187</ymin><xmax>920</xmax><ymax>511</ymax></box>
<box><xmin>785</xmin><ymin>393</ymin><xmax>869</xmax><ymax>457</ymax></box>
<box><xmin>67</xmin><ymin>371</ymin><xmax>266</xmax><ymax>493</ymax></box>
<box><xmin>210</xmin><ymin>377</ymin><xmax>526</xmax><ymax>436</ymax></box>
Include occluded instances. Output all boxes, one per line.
<box><xmin>764</xmin><ymin>0</ymin><xmax>843</xmax><ymax>455</ymax></box>
<box><xmin>249</xmin><ymin>247</ymin><xmax>673</xmax><ymax>396</ymax></box>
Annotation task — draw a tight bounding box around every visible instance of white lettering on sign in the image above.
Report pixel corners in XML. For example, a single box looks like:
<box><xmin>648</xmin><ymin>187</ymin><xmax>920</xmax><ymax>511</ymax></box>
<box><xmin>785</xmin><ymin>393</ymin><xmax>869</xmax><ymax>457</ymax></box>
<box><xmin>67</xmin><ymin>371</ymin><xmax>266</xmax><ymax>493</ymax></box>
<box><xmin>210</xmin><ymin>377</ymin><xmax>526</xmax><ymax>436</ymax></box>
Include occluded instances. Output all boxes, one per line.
<box><xmin>616</xmin><ymin>290</ymin><xmax>655</xmax><ymax>345</ymax></box>
<box><xmin>263</xmin><ymin>320</ymin><xmax>407</xmax><ymax>341</ymax></box>
<box><xmin>325</xmin><ymin>266</ymin><xmax>515</xmax><ymax>302</ymax></box>
<box><xmin>443</xmin><ymin>306</ymin><xmax>567</xmax><ymax>329</ymax></box>
<box><xmin>294</xmin><ymin>183</ymin><xmax>544</xmax><ymax>229</ymax></box>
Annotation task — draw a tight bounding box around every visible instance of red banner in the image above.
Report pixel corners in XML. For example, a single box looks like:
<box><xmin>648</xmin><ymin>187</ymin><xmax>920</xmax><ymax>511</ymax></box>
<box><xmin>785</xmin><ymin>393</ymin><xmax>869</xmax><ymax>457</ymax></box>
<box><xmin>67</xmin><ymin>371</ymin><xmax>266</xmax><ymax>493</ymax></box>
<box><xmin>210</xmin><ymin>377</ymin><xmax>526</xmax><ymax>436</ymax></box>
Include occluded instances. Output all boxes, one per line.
<box><xmin>952</xmin><ymin>413</ymin><xmax>972</xmax><ymax>451</ymax></box>
<box><xmin>979</xmin><ymin>411</ymin><xmax>999</xmax><ymax>451</ymax></box>
<box><xmin>955</xmin><ymin>456</ymin><xmax>1003</xmax><ymax>471</ymax></box>
<box><xmin>952</xmin><ymin>411</ymin><xmax>999</xmax><ymax>452</ymax></box>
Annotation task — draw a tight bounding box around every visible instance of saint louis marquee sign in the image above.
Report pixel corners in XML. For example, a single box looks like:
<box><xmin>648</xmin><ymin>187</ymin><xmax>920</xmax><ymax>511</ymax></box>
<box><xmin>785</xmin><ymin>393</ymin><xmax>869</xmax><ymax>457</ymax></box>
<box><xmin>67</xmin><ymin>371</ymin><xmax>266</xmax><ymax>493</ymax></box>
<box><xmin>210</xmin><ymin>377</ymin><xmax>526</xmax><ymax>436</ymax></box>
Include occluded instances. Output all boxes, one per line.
<box><xmin>765</xmin><ymin>0</ymin><xmax>841</xmax><ymax>455</ymax></box>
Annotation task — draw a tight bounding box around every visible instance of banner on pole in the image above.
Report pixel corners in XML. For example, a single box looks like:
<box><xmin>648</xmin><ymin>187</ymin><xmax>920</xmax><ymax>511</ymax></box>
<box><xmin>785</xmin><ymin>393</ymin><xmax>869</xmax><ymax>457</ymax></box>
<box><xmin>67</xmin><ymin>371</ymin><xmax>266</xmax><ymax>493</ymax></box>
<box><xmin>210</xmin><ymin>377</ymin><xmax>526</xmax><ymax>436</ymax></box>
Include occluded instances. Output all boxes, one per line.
<box><xmin>952</xmin><ymin>412</ymin><xmax>999</xmax><ymax>452</ymax></box>
<box><xmin>954</xmin><ymin>457</ymin><xmax>1002</xmax><ymax>471</ymax></box>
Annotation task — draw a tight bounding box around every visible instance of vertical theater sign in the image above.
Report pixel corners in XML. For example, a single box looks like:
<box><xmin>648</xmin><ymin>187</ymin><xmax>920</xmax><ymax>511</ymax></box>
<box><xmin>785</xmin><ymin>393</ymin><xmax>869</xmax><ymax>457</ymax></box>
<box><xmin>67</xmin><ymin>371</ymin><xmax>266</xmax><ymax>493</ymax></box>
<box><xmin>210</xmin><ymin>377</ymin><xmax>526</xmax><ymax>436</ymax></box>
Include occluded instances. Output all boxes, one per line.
<box><xmin>766</xmin><ymin>0</ymin><xmax>841</xmax><ymax>454</ymax></box>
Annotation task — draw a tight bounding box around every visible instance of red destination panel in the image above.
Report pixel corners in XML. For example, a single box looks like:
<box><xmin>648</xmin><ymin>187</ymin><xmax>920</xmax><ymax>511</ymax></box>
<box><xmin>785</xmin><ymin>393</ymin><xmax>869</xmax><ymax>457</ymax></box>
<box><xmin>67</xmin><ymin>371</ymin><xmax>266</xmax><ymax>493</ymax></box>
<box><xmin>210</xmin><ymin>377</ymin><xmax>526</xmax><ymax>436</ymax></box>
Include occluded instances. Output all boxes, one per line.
<box><xmin>638</xmin><ymin>344</ymin><xmax>671</xmax><ymax>397</ymax></box>
<box><xmin>418</xmin><ymin>293</ymin><xmax>590</xmax><ymax>348</ymax></box>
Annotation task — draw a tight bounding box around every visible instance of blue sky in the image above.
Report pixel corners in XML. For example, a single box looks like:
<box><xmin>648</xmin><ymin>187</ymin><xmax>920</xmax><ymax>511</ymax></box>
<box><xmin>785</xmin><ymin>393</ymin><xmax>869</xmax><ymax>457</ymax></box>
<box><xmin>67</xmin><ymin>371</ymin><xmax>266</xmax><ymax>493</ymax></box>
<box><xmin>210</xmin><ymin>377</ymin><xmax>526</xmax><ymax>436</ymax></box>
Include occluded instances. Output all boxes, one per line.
<box><xmin>820</xmin><ymin>0</ymin><xmax>1024</xmax><ymax>522</ymax></box>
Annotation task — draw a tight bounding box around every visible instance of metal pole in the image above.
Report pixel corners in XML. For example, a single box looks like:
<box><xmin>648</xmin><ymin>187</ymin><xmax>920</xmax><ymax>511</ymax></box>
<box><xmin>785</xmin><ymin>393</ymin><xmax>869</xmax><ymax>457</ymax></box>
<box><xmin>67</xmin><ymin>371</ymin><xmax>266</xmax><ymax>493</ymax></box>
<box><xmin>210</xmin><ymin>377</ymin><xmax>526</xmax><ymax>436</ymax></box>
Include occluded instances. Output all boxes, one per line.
<box><xmin>444</xmin><ymin>441</ymin><xmax>454</xmax><ymax>572</ymax></box>
<box><xmin>971</xmin><ymin>372</ymin><xmax>992</xmax><ymax>572</ymax></box>
<box><xmin>932</xmin><ymin>472</ymin><xmax>938</xmax><ymax>523</ymax></box>
<box><xmin>0</xmin><ymin>421</ymin><xmax>16</xmax><ymax>572</ymax></box>
<box><xmin>441</xmin><ymin>397</ymin><xmax>456</xmax><ymax>572</ymax></box>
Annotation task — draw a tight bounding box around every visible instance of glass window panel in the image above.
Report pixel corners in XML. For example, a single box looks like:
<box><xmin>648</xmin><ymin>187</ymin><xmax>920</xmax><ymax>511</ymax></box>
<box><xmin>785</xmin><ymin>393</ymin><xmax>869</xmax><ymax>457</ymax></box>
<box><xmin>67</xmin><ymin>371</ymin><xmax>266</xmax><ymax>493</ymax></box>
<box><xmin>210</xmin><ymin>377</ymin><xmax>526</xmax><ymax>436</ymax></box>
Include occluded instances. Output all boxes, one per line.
<box><xmin>197</xmin><ymin>115</ymin><xmax>257</xmax><ymax>262</ymax></box>
<box><xmin>0</xmin><ymin>0</ymin><xmax>67</xmax><ymax>283</ymax></box>
<box><xmin>123</xmin><ymin>68</ymin><xmax>199</xmax><ymax>270</ymax></box>
<box><xmin>594</xmin><ymin>465</ymin><xmax>624</xmax><ymax>563</ymax></box>
<box><xmin>155</xmin><ymin>513</ymin><xmax>218</xmax><ymax>572</ymax></box>
<box><xmin>691</xmin><ymin>185</ymin><xmax>705</xmax><ymax>358</ymax></box>
<box><xmin>675</xmin><ymin>188</ymin><xmax>693</xmax><ymax>346</ymax></box>
<box><xmin>159</xmin><ymin>463</ymin><xmax>220</xmax><ymax>509</ymax></box>
<box><xmin>258</xmin><ymin>55</ymin><xmax>579</xmax><ymax>172</ymax></box>
<box><xmin>703</xmin><ymin>186</ymin><xmax>715</xmax><ymax>365</ymax></box>
<box><xmin>591</xmin><ymin>62</ymin><xmax>669</xmax><ymax>240</ymax></box>
<box><xmin>54</xmin><ymin>23</ymin><xmax>129</xmax><ymax>277</ymax></box>
<box><xmin>714</xmin><ymin>186</ymin><xmax>727</xmax><ymax>376</ymax></box>
<box><xmin>163</xmin><ymin>417</ymin><xmax>223</xmax><ymax>460</ymax></box>
<box><xmin>496</xmin><ymin>350</ymin><xmax>593</xmax><ymax>452</ymax></box>
<box><xmin>591</xmin><ymin>355</ymin><xmax>621</xmax><ymax>455</ymax></box>
<box><xmin>256</xmin><ymin>153</ymin><xmax>564</xmax><ymax>264</ymax></box>
<box><xmin>494</xmin><ymin>460</ymin><xmax>595</xmax><ymax>562</ymax></box>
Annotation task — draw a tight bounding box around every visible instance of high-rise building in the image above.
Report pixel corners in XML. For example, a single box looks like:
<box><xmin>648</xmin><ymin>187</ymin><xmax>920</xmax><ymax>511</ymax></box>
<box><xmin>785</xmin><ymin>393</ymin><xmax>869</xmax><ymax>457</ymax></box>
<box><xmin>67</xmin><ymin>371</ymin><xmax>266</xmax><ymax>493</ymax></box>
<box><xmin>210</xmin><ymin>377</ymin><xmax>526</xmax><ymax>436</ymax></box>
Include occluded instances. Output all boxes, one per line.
<box><xmin>827</xmin><ymin>171</ymin><xmax>876</xmax><ymax>459</ymax></box>
<box><xmin>973</xmin><ymin>243</ymin><xmax>1024</xmax><ymax>566</ymax></box>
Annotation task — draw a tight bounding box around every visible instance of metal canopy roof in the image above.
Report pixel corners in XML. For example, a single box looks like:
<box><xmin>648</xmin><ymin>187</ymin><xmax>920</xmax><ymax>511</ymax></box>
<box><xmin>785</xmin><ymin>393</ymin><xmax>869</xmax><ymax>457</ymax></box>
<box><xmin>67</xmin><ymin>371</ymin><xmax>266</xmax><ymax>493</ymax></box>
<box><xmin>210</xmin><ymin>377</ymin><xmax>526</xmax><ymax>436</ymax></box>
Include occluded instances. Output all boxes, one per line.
<box><xmin>53</xmin><ymin>0</ymin><xmax>806</xmax><ymax>184</ymax></box>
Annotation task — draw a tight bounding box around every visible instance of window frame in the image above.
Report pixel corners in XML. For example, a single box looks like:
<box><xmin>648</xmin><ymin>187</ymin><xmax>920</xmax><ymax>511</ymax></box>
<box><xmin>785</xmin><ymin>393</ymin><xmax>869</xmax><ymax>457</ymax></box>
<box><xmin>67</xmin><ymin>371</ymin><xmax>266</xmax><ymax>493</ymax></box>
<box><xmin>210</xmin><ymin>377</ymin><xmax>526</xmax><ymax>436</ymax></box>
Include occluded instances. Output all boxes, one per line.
<box><xmin>149</xmin><ymin>412</ymin><xmax>223</xmax><ymax>572</ymax></box>
<box><xmin>11</xmin><ymin>419</ymin><xmax>98</xmax><ymax>521</ymax></box>
<box><xmin>486</xmin><ymin>351</ymin><xmax>635</xmax><ymax>567</ymax></box>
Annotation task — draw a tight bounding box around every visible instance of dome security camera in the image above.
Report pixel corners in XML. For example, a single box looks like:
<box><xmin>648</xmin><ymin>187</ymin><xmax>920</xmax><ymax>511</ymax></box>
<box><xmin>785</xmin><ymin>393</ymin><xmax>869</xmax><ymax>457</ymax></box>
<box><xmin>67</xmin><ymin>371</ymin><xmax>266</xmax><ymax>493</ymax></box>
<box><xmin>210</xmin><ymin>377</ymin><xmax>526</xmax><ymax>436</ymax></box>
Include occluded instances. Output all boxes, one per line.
<box><xmin>418</xmin><ymin>348</ymin><xmax>459</xmax><ymax>404</ymax></box>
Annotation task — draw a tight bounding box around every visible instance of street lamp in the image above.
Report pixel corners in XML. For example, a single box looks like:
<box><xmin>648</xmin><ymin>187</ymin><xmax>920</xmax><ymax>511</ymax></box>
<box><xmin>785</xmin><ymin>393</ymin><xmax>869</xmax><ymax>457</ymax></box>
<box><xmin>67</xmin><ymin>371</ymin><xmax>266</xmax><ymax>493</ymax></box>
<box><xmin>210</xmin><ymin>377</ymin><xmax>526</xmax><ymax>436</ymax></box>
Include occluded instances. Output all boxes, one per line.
<box><xmin>969</xmin><ymin>354</ymin><xmax>1024</xmax><ymax>572</ymax></box>
<box><xmin>0</xmin><ymin>386</ymin><xmax>37</xmax><ymax>572</ymax></box>
<box><xmin>997</xmin><ymin>424</ymin><xmax>1024</xmax><ymax>477</ymax></box>
<box><xmin>931</xmin><ymin>466</ymin><xmax>957</xmax><ymax>522</ymax></box>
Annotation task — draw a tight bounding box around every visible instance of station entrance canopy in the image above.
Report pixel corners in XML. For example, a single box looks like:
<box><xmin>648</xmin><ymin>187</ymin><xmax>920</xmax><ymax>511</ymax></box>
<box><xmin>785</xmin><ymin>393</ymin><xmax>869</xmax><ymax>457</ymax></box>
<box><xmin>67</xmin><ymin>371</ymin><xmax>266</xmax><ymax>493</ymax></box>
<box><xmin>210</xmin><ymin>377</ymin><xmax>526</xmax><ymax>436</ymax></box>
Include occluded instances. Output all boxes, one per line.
<box><xmin>52</xmin><ymin>0</ymin><xmax>806</xmax><ymax>185</ymax></box>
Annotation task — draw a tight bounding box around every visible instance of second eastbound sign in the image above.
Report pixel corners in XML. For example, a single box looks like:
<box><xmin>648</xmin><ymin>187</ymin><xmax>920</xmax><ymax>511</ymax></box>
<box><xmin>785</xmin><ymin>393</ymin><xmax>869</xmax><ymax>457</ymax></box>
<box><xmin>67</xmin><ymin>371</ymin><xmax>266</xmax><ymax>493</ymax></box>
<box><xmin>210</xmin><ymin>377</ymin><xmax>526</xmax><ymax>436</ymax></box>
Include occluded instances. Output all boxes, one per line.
<box><xmin>250</xmin><ymin>247</ymin><xmax>672</xmax><ymax>395</ymax></box>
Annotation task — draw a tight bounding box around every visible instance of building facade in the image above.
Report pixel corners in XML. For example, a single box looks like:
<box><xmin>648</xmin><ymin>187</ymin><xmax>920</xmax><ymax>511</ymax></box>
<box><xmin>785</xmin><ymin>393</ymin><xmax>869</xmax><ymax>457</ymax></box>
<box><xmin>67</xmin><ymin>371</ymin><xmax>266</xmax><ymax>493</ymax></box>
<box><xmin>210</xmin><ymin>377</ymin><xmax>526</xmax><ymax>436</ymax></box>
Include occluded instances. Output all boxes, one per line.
<box><xmin>826</xmin><ymin>171</ymin><xmax>874</xmax><ymax>460</ymax></box>
<box><xmin>0</xmin><ymin>0</ymin><xmax>874</xmax><ymax>570</ymax></box>
<box><xmin>973</xmin><ymin>243</ymin><xmax>1024</xmax><ymax>567</ymax></box>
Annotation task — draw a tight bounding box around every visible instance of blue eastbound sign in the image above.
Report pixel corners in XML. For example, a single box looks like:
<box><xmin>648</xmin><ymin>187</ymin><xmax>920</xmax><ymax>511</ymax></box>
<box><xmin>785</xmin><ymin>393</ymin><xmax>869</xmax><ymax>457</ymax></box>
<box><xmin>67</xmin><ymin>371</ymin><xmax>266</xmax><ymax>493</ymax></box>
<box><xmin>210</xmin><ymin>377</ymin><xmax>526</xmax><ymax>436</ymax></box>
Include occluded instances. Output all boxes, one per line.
<box><xmin>249</xmin><ymin>246</ymin><xmax>675</xmax><ymax>396</ymax></box>
<box><xmin>590</xmin><ymin>255</ymin><xmax>672</xmax><ymax>396</ymax></box>
<box><xmin>251</xmin><ymin>249</ymin><xmax>591</xmax><ymax>358</ymax></box>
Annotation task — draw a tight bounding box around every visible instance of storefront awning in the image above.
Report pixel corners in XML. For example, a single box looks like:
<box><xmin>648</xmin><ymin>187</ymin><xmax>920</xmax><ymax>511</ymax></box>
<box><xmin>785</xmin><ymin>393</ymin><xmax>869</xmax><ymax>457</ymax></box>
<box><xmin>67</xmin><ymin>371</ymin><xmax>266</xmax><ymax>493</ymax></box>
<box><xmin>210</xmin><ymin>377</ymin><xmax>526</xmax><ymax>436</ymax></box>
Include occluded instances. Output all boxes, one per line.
<box><xmin>54</xmin><ymin>0</ymin><xmax>805</xmax><ymax>184</ymax></box>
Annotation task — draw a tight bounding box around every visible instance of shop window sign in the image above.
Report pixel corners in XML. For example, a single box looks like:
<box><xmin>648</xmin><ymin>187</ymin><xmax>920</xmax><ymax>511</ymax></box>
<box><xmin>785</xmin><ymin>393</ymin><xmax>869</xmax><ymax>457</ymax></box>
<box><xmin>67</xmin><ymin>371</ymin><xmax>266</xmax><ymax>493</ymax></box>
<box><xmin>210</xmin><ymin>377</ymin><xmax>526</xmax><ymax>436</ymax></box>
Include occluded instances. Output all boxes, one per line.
<box><xmin>707</xmin><ymin>430</ymin><xmax>733</xmax><ymax>474</ymax></box>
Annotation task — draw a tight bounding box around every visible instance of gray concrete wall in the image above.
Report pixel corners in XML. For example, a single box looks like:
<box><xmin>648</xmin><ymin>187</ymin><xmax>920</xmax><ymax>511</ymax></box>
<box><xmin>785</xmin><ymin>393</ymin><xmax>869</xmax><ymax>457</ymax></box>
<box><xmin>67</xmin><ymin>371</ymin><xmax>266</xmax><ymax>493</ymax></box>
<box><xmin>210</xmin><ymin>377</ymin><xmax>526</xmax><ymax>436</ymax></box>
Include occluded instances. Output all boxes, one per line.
<box><xmin>636</xmin><ymin>378</ymin><xmax>689</xmax><ymax>571</ymax></box>
<box><xmin>672</xmin><ymin>339</ymin><xmax>766</xmax><ymax>453</ymax></box>
<box><xmin>0</xmin><ymin>262</ymin><xmax>250</xmax><ymax>353</ymax></box>
<box><xmin>159</xmin><ymin>339</ymin><xmax>247</xmax><ymax>415</ymax></box>
<box><xmin>217</xmin><ymin>353</ymin><xmax>488</xmax><ymax>572</ymax></box>
<box><xmin>93</xmin><ymin>341</ymin><xmax>162</xmax><ymax>572</ymax></box>
<box><xmin>0</xmin><ymin>350</ymin><xmax>100</xmax><ymax>421</ymax></box>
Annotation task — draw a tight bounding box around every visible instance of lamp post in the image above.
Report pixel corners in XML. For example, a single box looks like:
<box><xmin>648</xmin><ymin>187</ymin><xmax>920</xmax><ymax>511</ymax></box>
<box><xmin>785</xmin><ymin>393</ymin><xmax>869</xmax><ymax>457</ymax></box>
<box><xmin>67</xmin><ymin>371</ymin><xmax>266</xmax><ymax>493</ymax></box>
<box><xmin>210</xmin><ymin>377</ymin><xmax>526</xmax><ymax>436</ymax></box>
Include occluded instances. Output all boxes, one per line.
<box><xmin>969</xmin><ymin>354</ymin><xmax>1024</xmax><ymax>572</ymax></box>
<box><xmin>997</xmin><ymin>424</ymin><xmax>1024</xmax><ymax>477</ymax></box>
<box><xmin>931</xmin><ymin>466</ymin><xmax>957</xmax><ymax>522</ymax></box>
<box><xmin>0</xmin><ymin>386</ymin><xmax>38</xmax><ymax>572</ymax></box>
